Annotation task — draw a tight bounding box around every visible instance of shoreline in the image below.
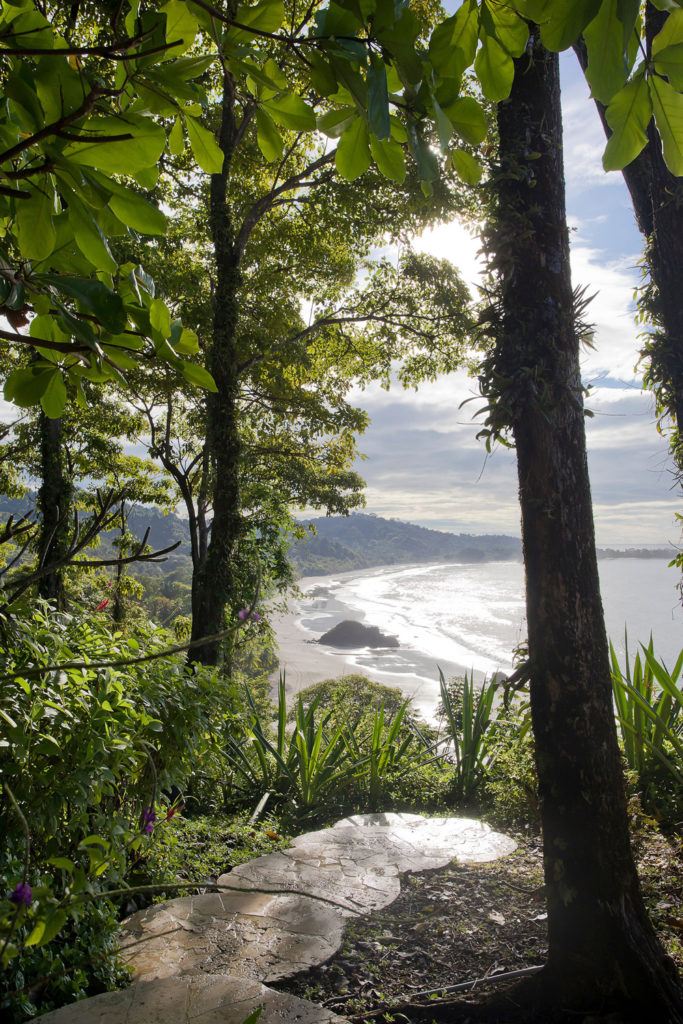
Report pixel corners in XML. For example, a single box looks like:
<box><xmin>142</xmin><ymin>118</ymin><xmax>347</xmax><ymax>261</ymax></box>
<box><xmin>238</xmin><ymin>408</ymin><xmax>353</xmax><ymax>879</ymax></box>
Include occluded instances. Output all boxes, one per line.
<box><xmin>268</xmin><ymin>565</ymin><xmax>478</xmax><ymax>722</ymax></box>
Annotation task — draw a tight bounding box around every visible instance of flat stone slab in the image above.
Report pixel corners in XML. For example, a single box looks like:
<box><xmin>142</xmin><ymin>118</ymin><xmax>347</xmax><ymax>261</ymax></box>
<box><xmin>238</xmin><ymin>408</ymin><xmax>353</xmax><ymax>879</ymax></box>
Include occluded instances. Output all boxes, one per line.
<box><xmin>120</xmin><ymin>889</ymin><xmax>346</xmax><ymax>984</ymax></box>
<box><xmin>35</xmin><ymin>974</ymin><xmax>347</xmax><ymax>1023</ymax></box>
<box><xmin>36</xmin><ymin>813</ymin><xmax>516</xmax><ymax>1024</ymax></box>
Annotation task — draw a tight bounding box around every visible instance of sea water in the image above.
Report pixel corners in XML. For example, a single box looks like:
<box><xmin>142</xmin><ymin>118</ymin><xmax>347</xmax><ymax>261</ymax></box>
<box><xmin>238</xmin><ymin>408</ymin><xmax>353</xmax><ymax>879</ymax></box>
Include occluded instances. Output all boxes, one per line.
<box><xmin>296</xmin><ymin>558</ymin><xmax>683</xmax><ymax>719</ymax></box>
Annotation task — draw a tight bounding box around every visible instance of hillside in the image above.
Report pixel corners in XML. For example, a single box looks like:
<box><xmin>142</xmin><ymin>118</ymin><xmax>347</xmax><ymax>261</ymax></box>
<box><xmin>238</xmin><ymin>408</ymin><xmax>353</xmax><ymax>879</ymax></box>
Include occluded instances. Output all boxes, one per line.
<box><xmin>289</xmin><ymin>513</ymin><xmax>522</xmax><ymax>575</ymax></box>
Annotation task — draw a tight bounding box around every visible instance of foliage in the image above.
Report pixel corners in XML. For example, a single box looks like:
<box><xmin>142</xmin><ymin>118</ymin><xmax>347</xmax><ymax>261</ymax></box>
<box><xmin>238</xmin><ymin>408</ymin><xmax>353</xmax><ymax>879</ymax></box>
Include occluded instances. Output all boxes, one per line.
<box><xmin>610</xmin><ymin>636</ymin><xmax>683</xmax><ymax>820</ymax></box>
<box><xmin>0</xmin><ymin>1</ymin><xmax>215</xmax><ymax>412</ymax></box>
<box><xmin>0</xmin><ymin>602</ymin><xmax>235</xmax><ymax>996</ymax></box>
<box><xmin>483</xmin><ymin>698</ymin><xmax>538</xmax><ymax>829</ymax></box>
<box><xmin>436</xmin><ymin>669</ymin><xmax>500</xmax><ymax>803</ymax></box>
<box><xmin>225</xmin><ymin>675</ymin><xmax>437</xmax><ymax>822</ymax></box>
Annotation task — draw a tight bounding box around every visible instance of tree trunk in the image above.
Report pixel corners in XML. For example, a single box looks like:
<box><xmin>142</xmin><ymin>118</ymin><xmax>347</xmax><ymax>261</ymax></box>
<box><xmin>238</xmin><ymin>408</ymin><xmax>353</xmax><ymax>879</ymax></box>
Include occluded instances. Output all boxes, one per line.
<box><xmin>189</xmin><ymin>68</ymin><xmax>242</xmax><ymax>667</ymax></box>
<box><xmin>488</xmin><ymin>30</ymin><xmax>682</xmax><ymax>1019</ymax></box>
<box><xmin>37</xmin><ymin>411</ymin><xmax>72</xmax><ymax>609</ymax></box>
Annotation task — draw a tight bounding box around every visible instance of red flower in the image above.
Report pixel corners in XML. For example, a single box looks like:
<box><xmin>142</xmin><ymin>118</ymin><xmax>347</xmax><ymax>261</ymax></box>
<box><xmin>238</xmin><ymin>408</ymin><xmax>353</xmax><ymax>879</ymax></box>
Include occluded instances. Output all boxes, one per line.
<box><xmin>96</xmin><ymin>598</ymin><xmax>109</xmax><ymax>611</ymax></box>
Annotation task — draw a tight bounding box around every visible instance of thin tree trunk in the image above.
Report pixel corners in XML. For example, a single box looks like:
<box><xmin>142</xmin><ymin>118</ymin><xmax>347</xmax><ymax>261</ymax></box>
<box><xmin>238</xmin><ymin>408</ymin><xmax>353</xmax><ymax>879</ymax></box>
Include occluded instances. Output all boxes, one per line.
<box><xmin>488</xmin><ymin>30</ymin><xmax>682</xmax><ymax>1019</ymax></box>
<box><xmin>189</xmin><ymin>68</ymin><xmax>242</xmax><ymax>666</ymax></box>
<box><xmin>37</xmin><ymin>411</ymin><xmax>72</xmax><ymax>609</ymax></box>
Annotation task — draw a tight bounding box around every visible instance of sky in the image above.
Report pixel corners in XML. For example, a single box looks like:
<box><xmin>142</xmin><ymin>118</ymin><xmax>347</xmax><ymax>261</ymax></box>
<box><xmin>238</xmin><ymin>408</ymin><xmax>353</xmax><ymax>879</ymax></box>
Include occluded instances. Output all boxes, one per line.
<box><xmin>347</xmin><ymin>52</ymin><xmax>681</xmax><ymax>548</ymax></box>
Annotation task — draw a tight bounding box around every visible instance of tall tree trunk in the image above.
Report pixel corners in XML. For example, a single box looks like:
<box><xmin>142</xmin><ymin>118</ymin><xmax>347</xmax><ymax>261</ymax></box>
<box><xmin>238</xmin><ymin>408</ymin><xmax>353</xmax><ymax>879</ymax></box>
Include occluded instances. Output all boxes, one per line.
<box><xmin>487</xmin><ymin>30</ymin><xmax>682</xmax><ymax>1018</ymax></box>
<box><xmin>189</xmin><ymin>68</ymin><xmax>242</xmax><ymax>666</ymax></box>
<box><xmin>37</xmin><ymin>411</ymin><xmax>72</xmax><ymax>609</ymax></box>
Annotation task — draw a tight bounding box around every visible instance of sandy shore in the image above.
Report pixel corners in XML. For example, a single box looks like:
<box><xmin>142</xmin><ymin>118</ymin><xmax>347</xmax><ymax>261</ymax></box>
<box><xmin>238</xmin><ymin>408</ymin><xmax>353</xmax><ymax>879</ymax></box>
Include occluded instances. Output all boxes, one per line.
<box><xmin>268</xmin><ymin>594</ymin><xmax>450</xmax><ymax>722</ymax></box>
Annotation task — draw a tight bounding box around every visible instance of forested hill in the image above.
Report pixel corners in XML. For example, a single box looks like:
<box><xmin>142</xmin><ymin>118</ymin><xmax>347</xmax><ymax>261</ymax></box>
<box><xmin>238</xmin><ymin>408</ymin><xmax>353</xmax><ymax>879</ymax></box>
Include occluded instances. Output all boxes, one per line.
<box><xmin>290</xmin><ymin>514</ymin><xmax>522</xmax><ymax>576</ymax></box>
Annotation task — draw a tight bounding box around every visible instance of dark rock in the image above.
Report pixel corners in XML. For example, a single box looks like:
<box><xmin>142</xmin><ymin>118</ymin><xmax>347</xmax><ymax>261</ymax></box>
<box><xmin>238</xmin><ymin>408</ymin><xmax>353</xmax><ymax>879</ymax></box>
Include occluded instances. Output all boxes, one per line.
<box><xmin>317</xmin><ymin>619</ymin><xmax>399</xmax><ymax>649</ymax></box>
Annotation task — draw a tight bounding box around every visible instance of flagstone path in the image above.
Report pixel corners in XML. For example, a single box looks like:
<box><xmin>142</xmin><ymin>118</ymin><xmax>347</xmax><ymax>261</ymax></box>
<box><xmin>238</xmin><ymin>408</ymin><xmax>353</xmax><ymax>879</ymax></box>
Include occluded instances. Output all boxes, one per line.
<box><xmin>37</xmin><ymin>813</ymin><xmax>516</xmax><ymax>1024</ymax></box>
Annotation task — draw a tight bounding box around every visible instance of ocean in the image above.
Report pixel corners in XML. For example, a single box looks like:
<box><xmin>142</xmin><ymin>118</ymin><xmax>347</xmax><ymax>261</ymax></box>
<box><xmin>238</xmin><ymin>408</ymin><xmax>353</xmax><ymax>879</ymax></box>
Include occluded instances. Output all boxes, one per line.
<box><xmin>294</xmin><ymin>558</ymin><xmax>683</xmax><ymax>720</ymax></box>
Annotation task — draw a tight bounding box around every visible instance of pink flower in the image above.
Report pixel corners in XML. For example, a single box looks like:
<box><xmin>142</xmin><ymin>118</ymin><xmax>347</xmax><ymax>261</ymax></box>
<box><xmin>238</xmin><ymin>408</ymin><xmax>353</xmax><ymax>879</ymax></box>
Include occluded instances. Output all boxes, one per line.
<box><xmin>237</xmin><ymin>609</ymin><xmax>261</xmax><ymax>622</ymax></box>
<box><xmin>96</xmin><ymin>598</ymin><xmax>109</xmax><ymax>612</ymax></box>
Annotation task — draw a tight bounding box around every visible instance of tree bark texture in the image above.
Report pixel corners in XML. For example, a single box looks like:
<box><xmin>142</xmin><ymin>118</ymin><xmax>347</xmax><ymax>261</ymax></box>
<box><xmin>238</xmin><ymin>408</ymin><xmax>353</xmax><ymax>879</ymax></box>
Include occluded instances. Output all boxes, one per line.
<box><xmin>491</xmin><ymin>31</ymin><xmax>682</xmax><ymax>1019</ymax></box>
<box><xmin>189</xmin><ymin>68</ymin><xmax>242</xmax><ymax>666</ymax></box>
<box><xmin>37</xmin><ymin>411</ymin><xmax>72</xmax><ymax>609</ymax></box>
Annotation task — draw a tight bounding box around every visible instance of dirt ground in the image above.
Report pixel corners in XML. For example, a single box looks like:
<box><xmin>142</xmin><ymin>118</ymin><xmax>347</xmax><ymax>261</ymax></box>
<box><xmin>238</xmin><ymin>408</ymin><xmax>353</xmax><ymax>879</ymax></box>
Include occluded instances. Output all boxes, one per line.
<box><xmin>275</xmin><ymin>828</ymin><xmax>683</xmax><ymax>1023</ymax></box>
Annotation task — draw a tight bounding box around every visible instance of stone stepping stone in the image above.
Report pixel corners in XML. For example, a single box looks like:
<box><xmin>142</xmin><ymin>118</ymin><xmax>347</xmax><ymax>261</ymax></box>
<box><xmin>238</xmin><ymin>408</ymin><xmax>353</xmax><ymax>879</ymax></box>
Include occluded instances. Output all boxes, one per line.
<box><xmin>35</xmin><ymin>813</ymin><xmax>516</xmax><ymax>1024</ymax></box>
<box><xmin>35</xmin><ymin>974</ymin><xmax>347</xmax><ymax>1023</ymax></box>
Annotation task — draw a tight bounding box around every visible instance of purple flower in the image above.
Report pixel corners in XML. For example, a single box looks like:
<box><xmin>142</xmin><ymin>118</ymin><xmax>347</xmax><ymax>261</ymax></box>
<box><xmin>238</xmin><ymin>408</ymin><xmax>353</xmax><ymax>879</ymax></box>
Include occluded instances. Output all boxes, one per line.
<box><xmin>238</xmin><ymin>609</ymin><xmax>261</xmax><ymax>622</ymax></box>
<box><xmin>9</xmin><ymin>882</ymin><xmax>31</xmax><ymax>907</ymax></box>
<box><xmin>142</xmin><ymin>807</ymin><xmax>156</xmax><ymax>835</ymax></box>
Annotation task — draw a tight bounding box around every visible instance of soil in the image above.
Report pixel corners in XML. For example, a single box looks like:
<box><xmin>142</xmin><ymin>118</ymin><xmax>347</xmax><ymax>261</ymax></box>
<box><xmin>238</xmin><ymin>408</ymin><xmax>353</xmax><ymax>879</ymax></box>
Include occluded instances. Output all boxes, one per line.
<box><xmin>274</xmin><ymin>827</ymin><xmax>683</xmax><ymax>1024</ymax></box>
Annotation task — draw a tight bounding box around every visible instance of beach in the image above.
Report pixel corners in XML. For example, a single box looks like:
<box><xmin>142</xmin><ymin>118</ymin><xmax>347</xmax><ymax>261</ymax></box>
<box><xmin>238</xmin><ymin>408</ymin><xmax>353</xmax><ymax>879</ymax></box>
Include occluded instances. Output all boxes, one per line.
<box><xmin>269</xmin><ymin>558</ymin><xmax>683</xmax><ymax>723</ymax></box>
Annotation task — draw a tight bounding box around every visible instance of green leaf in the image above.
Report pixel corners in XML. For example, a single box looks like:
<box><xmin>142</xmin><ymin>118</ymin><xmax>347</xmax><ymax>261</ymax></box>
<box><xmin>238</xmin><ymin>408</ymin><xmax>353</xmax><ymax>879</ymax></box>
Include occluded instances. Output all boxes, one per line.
<box><xmin>317</xmin><ymin>106</ymin><xmax>356</xmax><ymax>138</ymax></box>
<box><xmin>107</xmin><ymin>188</ymin><xmax>167</xmax><ymax>235</ymax></box>
<box><xmin>64</xmin><ymin>115</ymin><xmax>166</xmax><ymax>174</ymax></box>
<box><xmin>450</xmin><ymin>147</ymin><xmax>483</xmax><ymax>185</ymax></box>
<box><xmin>184</xmin><ymin>115</ymin><xmax>224</xmax><ymax>173</ymax></box>
<box><xmin>262</xmin><ymin>93</ymin><xmax>316</xmax><ymax>131</ymax></box>
<box><xmin>38</xmin><ymin>275</ymin><xmax>126</xmax><ymax>334</ymax></box>
<box><xmin>161</xmin><ymin>0</ymin><xmax>197</xmax><ymax>54</ymax></box>
<box><xmin>654</xmin><ymin>43</ymin><xmax>683</xmax><ymax>90</ymax></box>
<box><xmin>407</xmin><ymin>121</ymin><xmax>439</xmax><ymax>182</ymax></box>
<box><xmin>474</xmin><ymin>33</ymin><xmax>514</xmax><ymax>102</ymax></box>
<box><xmin>443</xmin><ymin>96</ymin><xmax>487</xmax><ymax>146</ymax></box>
<box><xmin>40</xmin><ymin>370</ymin><xmax>67</xmax><ymax>418</ymax></box>
<box><xmin>67</xmin><ymin>194</ymin><xmax>117</xmax><ymax>273</ymax></box>
<box><xmin>583</xmin><ymin>0</ymin><xmax>628</xmax><ymax>104</ymax></box>
<box><xmin>335</xmin><ymin>118</ymin><xmax>371</xmax><ymax>180</ymax></box>
<box><xmin>181</xmin><ymin>361</ymin><xmax>217</xmax><ymax>391</ymax></box>
<box><xmin>168</xmin><ymin>115</ymin><xmax>185</xmax><ymax>155</ymax></box>
<box><xmin>255</xmin><ymin>108</ymin><xmax>283</xmax><ymax>161</ymax></box>
<box><xmin>369</xmin><ymin>134</ymin><xmax>406</xmax><ymax>182</ymax></box>
<box><xmin>539</xmin><ymin>0</ymin><xmax>602</xmax><ymax>52</ymax></box>
<box><xmin>652</xmin><ymin>8</ymin><xmax>683</xmax><ymax>54</ymax></box>
<box><xmin>150</xmin><ymin>297</ymin><xmax>172</xmax><ymax>337</ymax></box>
<box><xmin>650</xmin><ymin>74</ymin><xmax>683</xmax><ymax>176</ymax></box>
<box><xmin>308</xmin><ymin>52</ymin><xmax>338</xmax><ymax>96</ymax></box>
<box><xmin>24</xmin><ymin>920</ymin><xmax>46</xmax><ymax>948</ymax></box>
<box><xmin>48</xmin><ymin>857</ymin><xmax>75</xmax><ymax>873</ymax></box>
<box><xmin>603</xmin><ymin>73</ymin><xmax>652</xmax><ymax>170</ymax></box>
<box><xmin>234</xmin><ymin>0</ymin><xmax>285</xmax><ymax>34</ymax></box>
<box><xmin>14</xmin><ymin>184</ymin><xmax>56</xmax><ymax>261</ymax></box>
<box><xmin>485</xmin><ymin>0</ymin><xmax>529</xmax><ymax>57</ymax></box>
<box><xmin>368</xmin><ymin>56</ymin><xmax>390</xmax><ymax>140</ymax></box>
<box><xmin>4</xmin><ymin>367</ymin><xmax>54</xmax><ymax>409</ymax></box>
<box><xmin>428</xmin><ymin>0</ymin><xmax>479</xmax><ymax>82</ymax></box>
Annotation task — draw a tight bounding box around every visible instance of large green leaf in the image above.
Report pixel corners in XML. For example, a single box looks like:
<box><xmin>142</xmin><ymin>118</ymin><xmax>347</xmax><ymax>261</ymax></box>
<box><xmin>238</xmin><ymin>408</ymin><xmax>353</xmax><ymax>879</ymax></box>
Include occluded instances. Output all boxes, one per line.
<box><xmin>185</xmin><ymin>115</ymin><xmax>224</xmax><ymax>173</ymax></box>
<box><xmin>450</xmin><ymin>147</ymin><xmax>483</xmax><ymax>185</ymax></box>
<box><xmin>263</xmin><ymin>93</ymin><xmax>316</xmax><ymax>131</ymax></box>
<box><xmin>14</xmin><ymin>184</ymin><xmax>56</xmax><ymax>261</ymax></box>
<box><xmin>583</xmin><ymin>0</ymin><xmax>629</xmax><ymax>103</ymax></box>
<box><xmin>474</xmin><ymin>33</ymin><xmax>513</xmax><ymax>102</ymax></box>
<box><xmin>67</xmin><ymin>194</ymin><xmax>117</xmax><ymax>273</ymax></box>
<box><xmin>168</xmin><ymin>115</ymin><xmax>185</xmax><ymax>155</ymax></box>
<box><xmin>181</xmin><ymin>361</ymin><xmax>218</xmax><ymax>391</ymax></box>
<box><xmin>369</xmin><ymin>134</ymin><xmax>406</xmax><ymax>182</ymax></box>
<box><xmin>38</xmin><ymin>274</ymin><xmax>127</xmax><ymax>334</ymax></box>
<box><xmin>485</xmin><ymin>0</ymin><xmax>529</xmax><ymax>57</ymax></box>
<box><xmin>650</xmin><ymin>74</ymin><xmax>683</xmax><ymax>176</ymax></box>
<box><xmin>368</xmin><ymin>56</ymin><xmax>390</xmax><ymax>140</ymax></box>
<box><xmin>335</xmin><ymin>117</ymin><xmax>372</xmax><ymax>180</ymax></box>
<box><xmin>234</xmin><ymin>0</ymin><xmax>285</xmax><ymax>34</ymax></box>
<box><xmin>652</xmin><ymin>8</ymin><xmax>683</xmax><ymax>54</ymax></box>
<box><xmin>317</xmin><ymin>106</ymin><xmax>357</xmax><ymax>138</ymax></box>
<box><xmin>161</xmin><ymin>0</ymin><xmax>197</xmax><ymax>54</ymax></box>
<box><xmin>443</xmin><ymin>96</ymin><xmax>487</xmax><ymax>146</ymax></box>
<box><xmin>64</xmin><ymin>115</ymin><xmax>166</xmax><ymax>174</ymax></box>
<box><xmin>40</xmin><ymin>369</ymin><xmax>67</xmax><ymax>418</ymax></box>
<box><xmin>407</xmin><ymin>121</ymin><xmax>439</xmax><ymax>182</ymax></box>
<box><xmin>4</xmin><ymin>366</ymin><xmax>54</xmax><ymax>408</ymax></box>
<box><xmin>603</xmin><ymin>73</ymin><xmax>652</xmax><ymax>170</ymax></box>
<box><xmin>538</xmin><ymin>0</ymin><xmax>602</xmax><ymax>52</ymax></box>
<box><xmin>654</xmin><ymin>43</ymin><xmax>683</xmax><ymax>90</ymax></box>
<box><xmin>428</xmin><ymin>0</ymin><xmax>479</xmax><ymax>82</ymax></box>
<box><xmin>255</xmin><ymin>108</ymin><xmax>283</xmax><ymax>161</ymax></box>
